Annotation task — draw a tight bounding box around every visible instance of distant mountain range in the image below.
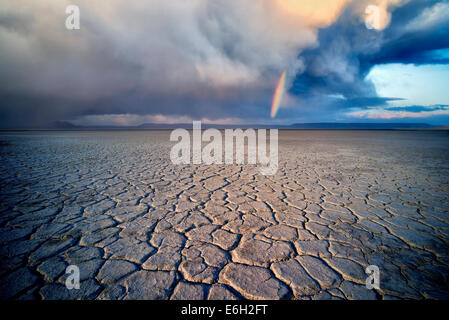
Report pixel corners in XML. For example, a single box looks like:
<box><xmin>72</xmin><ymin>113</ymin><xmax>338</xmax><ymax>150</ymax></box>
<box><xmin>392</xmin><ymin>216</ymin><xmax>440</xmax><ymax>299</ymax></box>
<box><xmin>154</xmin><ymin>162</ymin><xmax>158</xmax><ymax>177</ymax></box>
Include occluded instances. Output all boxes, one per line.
<box><xmin>287</xmin><ymin>123</ymin><xmax>439</xmax><ymax>129</ymax></box>
<box><xmin>138</xmin><ymin>122</ymin><xmax>441</xmax><ymax>130</ymax></box>
<box><xmin>4</xmin><ymin>121</ymin><xmax>448</xmax><ymax>130</ymax></box>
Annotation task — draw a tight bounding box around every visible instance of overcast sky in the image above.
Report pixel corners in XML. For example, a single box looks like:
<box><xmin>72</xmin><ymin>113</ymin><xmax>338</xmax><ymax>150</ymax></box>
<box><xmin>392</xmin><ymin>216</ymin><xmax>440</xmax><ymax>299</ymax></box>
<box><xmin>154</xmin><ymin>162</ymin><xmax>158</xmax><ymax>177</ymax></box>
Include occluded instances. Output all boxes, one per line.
<box><xmin>1</xmin><ymin>0</ymin><xmax>448</xmax><ymax>128</ymax></box>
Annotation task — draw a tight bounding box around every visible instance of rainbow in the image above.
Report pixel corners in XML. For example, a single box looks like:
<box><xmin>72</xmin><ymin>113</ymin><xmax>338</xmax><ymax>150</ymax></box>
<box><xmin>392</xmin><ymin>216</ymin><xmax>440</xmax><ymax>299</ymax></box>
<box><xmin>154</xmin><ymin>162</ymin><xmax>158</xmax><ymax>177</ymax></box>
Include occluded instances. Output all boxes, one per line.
<box><xmin>270</xmin><ymin>70</ymin><xmax>286</xmax><ymax>118</ymax></box>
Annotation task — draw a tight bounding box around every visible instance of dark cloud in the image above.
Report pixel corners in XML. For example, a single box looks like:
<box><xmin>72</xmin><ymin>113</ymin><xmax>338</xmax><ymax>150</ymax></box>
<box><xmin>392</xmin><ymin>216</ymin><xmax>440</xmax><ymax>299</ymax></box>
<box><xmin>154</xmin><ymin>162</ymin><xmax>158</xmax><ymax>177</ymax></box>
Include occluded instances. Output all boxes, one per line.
<box><xmin>0</xmin><ymin>0</ymin><xmax>448</xmax><ymax>127</ymax></box>
<box><xmin>288</xmin><ymin>0</ymin><xmax>449</xmax><ymax>121</ymax></box>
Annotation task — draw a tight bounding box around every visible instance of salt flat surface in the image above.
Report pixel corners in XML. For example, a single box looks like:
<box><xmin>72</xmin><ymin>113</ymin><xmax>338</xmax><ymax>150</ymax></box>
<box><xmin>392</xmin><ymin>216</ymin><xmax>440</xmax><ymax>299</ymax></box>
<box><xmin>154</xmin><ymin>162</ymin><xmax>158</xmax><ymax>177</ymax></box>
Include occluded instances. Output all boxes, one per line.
<box><xmin>0</xmin><ymin>130</ymin><xmax>448</xmax><ymax>300</ymax></box>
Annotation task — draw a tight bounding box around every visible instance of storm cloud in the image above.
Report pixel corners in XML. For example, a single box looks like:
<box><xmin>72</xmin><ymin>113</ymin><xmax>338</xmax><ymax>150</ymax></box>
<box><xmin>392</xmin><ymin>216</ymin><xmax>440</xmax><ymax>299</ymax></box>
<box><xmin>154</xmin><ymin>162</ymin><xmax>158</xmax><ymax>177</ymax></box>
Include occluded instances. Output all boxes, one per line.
<box><xmin>0</xmin><ymin>0</ymin><xmax>448</xmax><ymax>127</ymax></box>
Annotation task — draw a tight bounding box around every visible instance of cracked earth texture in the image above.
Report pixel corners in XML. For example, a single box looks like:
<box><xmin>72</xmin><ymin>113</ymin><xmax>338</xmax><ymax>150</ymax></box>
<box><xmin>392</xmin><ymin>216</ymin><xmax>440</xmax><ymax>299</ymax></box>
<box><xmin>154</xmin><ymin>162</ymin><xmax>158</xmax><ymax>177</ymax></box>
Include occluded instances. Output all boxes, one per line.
<box><xmin>0</xmin><ymin>130</ymin><xmax>448</xmax><ymax>300</ymax></box>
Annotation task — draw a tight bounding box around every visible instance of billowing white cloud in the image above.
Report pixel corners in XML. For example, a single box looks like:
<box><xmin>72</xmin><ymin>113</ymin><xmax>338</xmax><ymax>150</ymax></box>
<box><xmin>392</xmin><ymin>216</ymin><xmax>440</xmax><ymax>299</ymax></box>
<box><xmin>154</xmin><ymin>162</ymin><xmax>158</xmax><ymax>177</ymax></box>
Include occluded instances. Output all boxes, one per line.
<box><xmin>0</xmin><ymin>1</ymin><xmax>334</xmax><ymax>97</ymax></box>
<box><xmin>4</xmin><ymin>0</ymin><xmax>396</xmax><ymax>97</ymax></box>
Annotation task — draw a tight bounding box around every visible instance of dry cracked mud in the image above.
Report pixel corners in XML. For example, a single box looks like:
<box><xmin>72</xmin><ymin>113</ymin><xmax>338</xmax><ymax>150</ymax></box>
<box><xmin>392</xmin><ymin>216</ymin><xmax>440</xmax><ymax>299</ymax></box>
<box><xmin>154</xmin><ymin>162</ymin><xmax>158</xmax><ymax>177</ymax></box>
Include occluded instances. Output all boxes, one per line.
<box><xmin>0</xmin><ymin>130</ymin><xmax>448</xmax><ymax>300</ymax></box>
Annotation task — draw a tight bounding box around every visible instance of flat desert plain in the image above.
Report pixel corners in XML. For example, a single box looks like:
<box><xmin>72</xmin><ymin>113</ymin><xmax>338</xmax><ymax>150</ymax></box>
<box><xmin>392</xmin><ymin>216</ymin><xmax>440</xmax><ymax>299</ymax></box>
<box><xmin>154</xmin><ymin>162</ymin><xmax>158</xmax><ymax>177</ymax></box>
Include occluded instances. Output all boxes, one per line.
<box><xmin>0</xmin><ymin>130</ymin><xmax>448</xmax><ymax>300</ymax></box>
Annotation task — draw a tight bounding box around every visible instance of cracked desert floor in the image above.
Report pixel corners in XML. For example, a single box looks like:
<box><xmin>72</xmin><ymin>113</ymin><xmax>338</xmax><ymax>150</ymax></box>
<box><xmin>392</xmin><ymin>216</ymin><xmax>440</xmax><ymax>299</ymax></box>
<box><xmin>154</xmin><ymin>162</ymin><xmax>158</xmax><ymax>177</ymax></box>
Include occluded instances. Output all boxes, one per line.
<box><xmin>0</xmin><ymin>130</ymin><xmax>448</xmax><ymax>300</ymax></box>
